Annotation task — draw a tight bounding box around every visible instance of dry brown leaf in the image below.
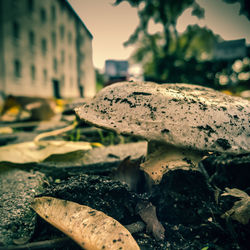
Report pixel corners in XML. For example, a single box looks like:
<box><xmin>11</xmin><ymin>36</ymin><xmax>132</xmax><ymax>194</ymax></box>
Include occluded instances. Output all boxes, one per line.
<box><xmin>221</xmin><ymin>188</ymin><xmax>250</xmax><ymax>225</ymax></box>
<box><xmin>0</xmin><ymin>127</ymin><xmax>13</xmax><ymax>134</ymax></box>
<box><xmin>0</xmin><ymin>140</ymin><xmax>92</xmax><ymax>164</ymax></box>
<box><xmin>31</xmin><ymin>197</ymin><xmax>140</xmax><ymax>250</ymax></box>
<box><xmin>136</xmin><ymin>200</ymin><xmax>165</xmax><ymax>241</ymax></box>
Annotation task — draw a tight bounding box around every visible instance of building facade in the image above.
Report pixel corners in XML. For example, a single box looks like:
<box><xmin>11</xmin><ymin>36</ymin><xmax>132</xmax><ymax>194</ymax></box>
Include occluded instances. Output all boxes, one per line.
<box><xmin>0</xmin><ymin>0</ymin><xmax>96</xmax><ymax>99</ymax></box>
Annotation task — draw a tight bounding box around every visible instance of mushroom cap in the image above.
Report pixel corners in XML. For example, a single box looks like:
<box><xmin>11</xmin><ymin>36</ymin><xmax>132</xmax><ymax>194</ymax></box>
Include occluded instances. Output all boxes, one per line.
<box><xmin>75</xmin><ymin>81</ymin><xmax>250</xmax><ymax>154</ymax></box>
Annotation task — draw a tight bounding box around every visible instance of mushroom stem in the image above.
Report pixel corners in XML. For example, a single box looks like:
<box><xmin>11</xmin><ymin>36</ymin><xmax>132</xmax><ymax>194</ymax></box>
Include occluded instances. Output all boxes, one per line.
<box><xmin>140</xmin><ymin>141</ymin><xmax>203</xmax><ymax>190</ymax></box>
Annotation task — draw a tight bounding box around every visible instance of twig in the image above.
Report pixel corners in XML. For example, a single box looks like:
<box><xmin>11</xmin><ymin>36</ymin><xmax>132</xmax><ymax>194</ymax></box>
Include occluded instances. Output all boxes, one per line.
<box><xmin>0</xmin><ymin>237</ymin><xmax>73</xmax><ymax>250</ymax></box>
<box><xmin>33</xmin><ymin>120</ymin><xmax>77</xmax><ymax>144</ymax></box>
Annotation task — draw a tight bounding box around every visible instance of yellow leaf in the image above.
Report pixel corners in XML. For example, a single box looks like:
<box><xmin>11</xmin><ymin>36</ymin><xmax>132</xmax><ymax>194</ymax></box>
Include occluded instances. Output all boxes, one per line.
<box><xmin>0</xmin><ymin>127</ymin><xmax>13</xmax><ymax>134</ymax></box>
<box><xmin>90</xmin><ymin>142</ymin><xmax>104</xmax><ymax>148</ymax></box>
<box><xmin>0</xmin><ymin>140</ymin><xmax>92</xmax><ymax>164</ymax></box>
<box><xmin>31</xmin><ymin>197</ymin><xmax>140</xmax><ymax>250</ymax></box>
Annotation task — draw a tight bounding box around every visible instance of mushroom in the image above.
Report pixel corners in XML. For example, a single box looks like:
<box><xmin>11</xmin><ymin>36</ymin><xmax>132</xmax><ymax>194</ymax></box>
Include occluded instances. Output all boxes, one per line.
<box><xmin>75</xmin><ymin>81</ymin><xmax>250</xmax><ymax>188</ymax></box>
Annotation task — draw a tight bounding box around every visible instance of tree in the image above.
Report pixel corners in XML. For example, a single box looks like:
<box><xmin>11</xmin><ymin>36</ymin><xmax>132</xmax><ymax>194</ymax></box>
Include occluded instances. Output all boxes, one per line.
<box><xmin>223</xmin><ymin>0</ymin><xmax>250</xmax><ymax>19</ymax></box>
<box><xmin>114</xmin><ymin>0</ymin><xmax>221</xmax><ymax>85</ymax></box>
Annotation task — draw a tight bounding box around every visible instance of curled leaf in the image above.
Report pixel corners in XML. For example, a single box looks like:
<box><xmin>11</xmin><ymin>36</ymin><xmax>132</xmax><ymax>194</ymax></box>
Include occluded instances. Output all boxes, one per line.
<box><xmin>136</xmin><ymin>200</ymin><xmax>165</xmax><ymax>241</ymax></box>
<box><xmin>221</xmin><ymin>188</ymin><xmax>250</xmax><ymax>225</ymax></box>
<box><xmin>31</xmin><ymin>197</ymin><xmax>140</xmax><ymax>250</ymax></box>
<box><xmin>0</xmin><ymin>140</ymin><xmax>91</xmax><ymax>164</ymax></box>
<box><xmin>0</xmin><ymin>127</ymin><xmax>13</xmax><ymax>134</ymax></box>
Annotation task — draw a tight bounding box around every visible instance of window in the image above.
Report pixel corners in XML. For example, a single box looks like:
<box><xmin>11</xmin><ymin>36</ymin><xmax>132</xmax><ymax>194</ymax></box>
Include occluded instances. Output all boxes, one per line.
<box><xmin>68</xmin><ymin>32</ymin><xmax>72</xmax><ymax>44</ymax></box>
<box><xmin>61</xmin><ymin>50</ymin><xmax>64</xmax><ymax>64</ymax></box>
<box><xmin>53</xmin><ymin>58</ymin><xmax>57</xmax><ymax>73</ymax></box>
<box><xmin>51</xmin><ymin>5</ymin><xmax>56</xmax><ymax>21</ymax></box>
<box><xmin>31</xmin><ymin>65</ymin><xmax>36</xmax><ymax>81</ymax></box>
<box><xmin>69</xmin><ymin>54</ymin><xmax>72</xmax><ymax>67</ymax></box>
<box><xmin>29</xmin><ymin>31</ymin><xmax>35</xmax><ymax>47</ymax></box>
<box><xmin>80</xmin><ymin>52</ymin><xmax>85</xmax><ymax>62</ymax></box>
<box><xmin>13</xmin><ymin>21</ymin><xmax>20</xmax><ymax>39</ymax></box>
<box><xmin>59</xmin><ymin>25</ymin><xmax>64</xmax><ymax>40</ymax></box>
<box><xmin>80</xmin><ymin>70</ymin><xmax>85</xmax><ymax>78</ymax></box>
<box><xmin>70</xmin><ymin>77</ymin><xmax>73</xmax><ymax>88</ymax></box>
<box><xmin>59</xmin><ymin>1</ymin><xmax>64</xmax><ymax>12</ymax></box>
<box><xmin>79</xmin><ymin>35</ymin><xmax>85</xmax><ymax>45</ymax></box>
<box><xmin>14</xmin><ymin>60</ymin><xmax>21</xmax><ymax>77</ymax></box>
<box><xmin>41</xmin><ymin>38</ymin><xmax>47</xmax><ymax>55</ymax></box>
<box><xmin>52</xmin><ymin>32</ymin><xmax>56</xmax><ymax>48</ymax></box>
<box><xmin>27</xmin><ymin>0</ymin><xmax>34</xmax><ymax>12</ymax></box>
<box><xmin>68</xmin><ymin>12</ymin><xmax>72</xmax><ymax>23</ymax></box>
<box><xmin>61</xmin><ymin>75</ymin><xmax>65</xmax><ymax>88</ymax></box>
<box><xmin>43</xmin><ymin>69</ymin><xmax>47</xmax><ymax>84</ymax></box>
<box><xmin>40</xmin><ymin>8</ymin><xmax>46</xmax><ymax>23</ymax></box>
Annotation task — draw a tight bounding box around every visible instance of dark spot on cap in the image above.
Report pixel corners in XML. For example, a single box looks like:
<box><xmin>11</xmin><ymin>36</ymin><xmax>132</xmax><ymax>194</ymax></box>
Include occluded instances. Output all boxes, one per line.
<box><xmin>62</xmin><ymin>200</ymin><xmax>68</xmax><ymax>206</ymax></box>
<box><xmin>161</xmin><ymin>128</ymin><xmax>170</xmax><ymax>134</ymax></box>
<box><xmin>47</xmin><ymin>198</ymin><xmax>52</xmax><ymax>205</ymax></box>
<box><xmin>132</xmin><ymin>91</ymin><xmax>152</xmax><ymax>96</ymax></box>
<box><xmin>88</xmin><ymin>210</ymin><xmax>96</xmax><ymax>216</ymax></box>
<box><xmin>199</xmin><ymin>102</ymin><xmax>208</xmax><ymax>111</ymax></box>
<box><xmin>120</xmin><ymin>98</ymin><xmax>136</xmax><ymax>108</ymax></box>
<box><xmin>196</xmin><ymin>125</ymin><xmax>215</xmax><ymax>136</ymax></box>
<box><xmin>216</xmin><ymin>138</ymin><xmax>231</xmax><ymax>150</ymax></box>
<box><xmin>100</xmin><ymin>110</ymin><xmax>107</xmax><ymax>114</ymax></box>
<box><xmin>233</xmin><ymin>115</ymin><xmax>239</xmax><ymax>120</ymax></box>
<box><xmin>115</xmin><ymin>98</ymin><xmax>122</xmax><ymax>103</ymax></box>
<box><xmin>183</xmin><ymin>158</ymin><xmax>192</xmax><ymax>164</ymax></box>
<box><xmin>170</xmin><ymin>98</ymin><xmax>179</xmax><ymax>102</ymax></box>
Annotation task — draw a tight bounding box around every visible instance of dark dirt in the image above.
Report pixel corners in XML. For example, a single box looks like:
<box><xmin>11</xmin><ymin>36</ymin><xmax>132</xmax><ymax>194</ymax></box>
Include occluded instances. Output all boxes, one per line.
<box><xmin>29</xmin><ymin>153</ymin><xmax>250</xmax><ymax>250</ymax></box>
<box><xmin>1</xmin><ymin>117</ymin><xmax>249</xmax><ymax>250</ymax></box>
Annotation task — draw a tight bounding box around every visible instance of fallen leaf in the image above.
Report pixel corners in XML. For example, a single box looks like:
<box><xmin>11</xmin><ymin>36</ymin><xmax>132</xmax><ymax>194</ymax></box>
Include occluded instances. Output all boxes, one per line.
<box><xmin>0</xmin><ymin>127</ymin><xmax>13</xmax><ymax>134</ymax></box>
<box><xmin>90</xmin><ymin>142</ymin><xmax>104</xmax><ymax>148</ymax></box>
<box><xmin>0</xmin><ymin>106</ymin><xmax>30</xmax><ymax>122</ymax></box>
<box><xmin>2</xmin><ymin>96</ymin><xmax>56</xmax><ymax>121</ymax></box>
<box><xmin>31</xmin><ymin>197</ymin><xmax>140</xmax><ymax>250</ymax></box>
<box><xmin>0</xmin><ymin>140</ymin><xmax>92</xmax><ymax>164</ymax></box>
<box><xmin>136</xmin><ymin>200</ymin><xmax>165</xmax><ymax>241</ymax></box>
<box><xmin>114</xmin><ymin>156</ymin><xmax>144</xmax><ymax>192</ymax></box>
<box><xmin>221</xmin><ymin>188</ymin><xmax>250</xmax><ymax>225</ymax></box>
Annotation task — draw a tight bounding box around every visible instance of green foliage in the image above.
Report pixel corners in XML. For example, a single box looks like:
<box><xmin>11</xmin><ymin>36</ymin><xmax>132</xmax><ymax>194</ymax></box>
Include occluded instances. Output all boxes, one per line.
<box><xmin>69</xmin><ymin>128</ymin><xmax>81</xmax><ymax>142</ymax></box>
<box><xmin>201</xmin><ymin>247</ymin><xmax>209</xmax><ymax>250</ymax></box>
<box><xmin>97</xmin><ymin>129</ymin><xmax>140</xmax><ymax>146</ymax></box>
<box><xmin>95</xmin><ymin>69</ymin><xmax>105</xmax><ymax>92</ymax></box>
<box><xmin>222</xmin><ymin>0</ymin><xmax>250</xmax><ymax>19</ymax></box>
<box><xmin>114</xmin><ymin>0</ymin><xmax>232</xmax><ymax>88</ymax></box>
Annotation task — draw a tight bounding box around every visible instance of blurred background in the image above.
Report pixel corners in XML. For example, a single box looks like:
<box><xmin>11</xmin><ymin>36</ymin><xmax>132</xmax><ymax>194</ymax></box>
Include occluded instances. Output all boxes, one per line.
<box><xmin>0</xmin><ymin>0</ymin><xmax>249</xmax><ymax>107</ymax></box>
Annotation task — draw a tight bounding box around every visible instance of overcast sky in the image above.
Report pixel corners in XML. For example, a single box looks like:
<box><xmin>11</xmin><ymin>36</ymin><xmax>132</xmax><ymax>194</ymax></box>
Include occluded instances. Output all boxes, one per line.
<box><xmin>68</xmin><ymin>0</ymin><xmax>250</xmax><ymax>70</ymax></box>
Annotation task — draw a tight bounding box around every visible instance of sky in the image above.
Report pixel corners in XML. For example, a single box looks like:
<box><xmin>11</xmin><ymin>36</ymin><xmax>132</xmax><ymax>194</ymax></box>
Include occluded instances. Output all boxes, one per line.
<box><xmin>68</xmin><ymin>0</ymin><xmax>250</xmax><ymax>70</ymax></box>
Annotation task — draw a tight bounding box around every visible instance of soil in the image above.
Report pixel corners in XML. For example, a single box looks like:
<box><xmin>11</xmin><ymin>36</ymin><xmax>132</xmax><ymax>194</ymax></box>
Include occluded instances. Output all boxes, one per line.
<box><xmin>30</xmin><ymin>153</ymin><xmax>249</xmax><ymax>250</ymax></box>
<box><xmin>0</xmin><ymin>119</ymin><xmax>249</xmax><ymax>250</ymax></box>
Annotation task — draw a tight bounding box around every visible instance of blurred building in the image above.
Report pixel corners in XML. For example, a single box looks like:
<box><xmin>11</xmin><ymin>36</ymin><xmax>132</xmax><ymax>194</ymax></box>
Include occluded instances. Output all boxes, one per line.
<box><xmin>105</xmin><ymin>60</ymin><xmax>129</xmax><ymax>85</ymax></box>
<box><xmin>214</xmin><ymin>39</ymin><xmax>246</xmax><ymax>61</ymax></box>
<box><xmin>0</xmin><ymin>0</ymin><xmax>96</xmax><ymax>99</ymax></box>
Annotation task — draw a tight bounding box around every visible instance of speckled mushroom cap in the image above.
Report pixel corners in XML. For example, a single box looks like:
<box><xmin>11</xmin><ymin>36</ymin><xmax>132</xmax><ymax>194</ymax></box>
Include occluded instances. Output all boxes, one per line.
<box><xmin>75</xmin><ymin>81</ymin><xmax>250</xmax><ymax>154</ymax></box>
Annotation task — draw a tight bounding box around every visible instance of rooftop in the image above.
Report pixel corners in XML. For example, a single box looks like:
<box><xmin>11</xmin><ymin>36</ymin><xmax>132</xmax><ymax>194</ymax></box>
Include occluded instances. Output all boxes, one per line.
<box><xmin>64</xmin><ymin>0</ymin><xmax>93</xmax><ymax>39</ymax></box>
